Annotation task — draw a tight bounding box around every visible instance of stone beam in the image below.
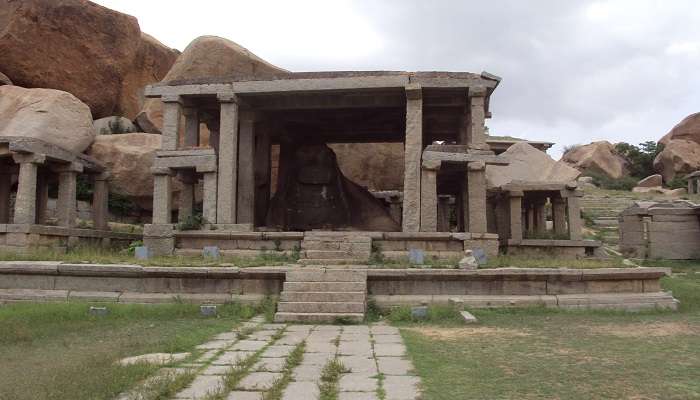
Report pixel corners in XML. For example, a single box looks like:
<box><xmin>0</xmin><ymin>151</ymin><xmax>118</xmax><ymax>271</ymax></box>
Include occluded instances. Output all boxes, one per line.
<box><xmin>402</xmin><ymin>84</ymin><xmax>423</xmax><ymax>232</ymax></box>
<box><xmin>422</xmin><ymin>150</ymin><xmax>508</xmax><ymax>166</ymax></box>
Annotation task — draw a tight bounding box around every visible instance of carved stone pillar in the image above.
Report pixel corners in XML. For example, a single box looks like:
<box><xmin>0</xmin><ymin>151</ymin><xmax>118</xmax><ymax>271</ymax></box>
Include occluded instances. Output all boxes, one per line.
<box><xmin>552</xmin><ymin>196</ymin><xmax>567</xmax><ymax>236</ymax></box>
<box><xmin>509</xmin><ymin>191</ymin><xmax>524</xmax><ymax>243</ymax></box>
<box><xmin>468</xmin><ymin>88</ymin><xmax>488</xmax><ymax>149</ymax></box>
<box><xmin>202</xmin><ymin>171</ymin><xmax>218</xmax><ymax>225</ymax></box>
<box><xmin>467</xmin><ymin>161</ymin><xmax>487</xmax><ymax>233</ymax></box>
<box><xmin>152</xmin><ymin>167</ymin><xmax>174</xmax><ymax>224</ymax></box>
<box><xmin>92</xmin><ymin>172</ymin><xmax>111</xmax><ymax>231</ymax></box>
<box><xmin>237</xmin><ymin>111</ymin><xmax>256</xmax><ymax>225</ymax></box>
<box><xmin>183</xmin><ymin>106</ymin><xmax>200</xmax><ymax>148</ymax></box>
<box><xmin>567</xmin><ymin>195</ymin><xmax>583</xmax><ymax>240</ymax></box>
<box><xmin>177</xmin><ymin>171</ymin><xmax>196</xmax><ymax>224</ymax></box>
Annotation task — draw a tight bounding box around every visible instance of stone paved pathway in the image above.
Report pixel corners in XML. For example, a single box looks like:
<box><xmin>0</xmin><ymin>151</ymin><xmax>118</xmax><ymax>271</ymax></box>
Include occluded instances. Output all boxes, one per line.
<box><xmin>118</xmin><ymin>316</ymin><xmax>420</xmax><ymax>400</ymax></box>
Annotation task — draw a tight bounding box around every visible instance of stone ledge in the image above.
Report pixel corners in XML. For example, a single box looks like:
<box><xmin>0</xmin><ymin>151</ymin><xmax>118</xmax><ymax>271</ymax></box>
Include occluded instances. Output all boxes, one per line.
<box><xmin>508</xmin><ymin>239</ymin><xmax>602</xmax><ymax>247</ymax></box>
<box><xmin>0</xmin><ymin>261</ymin><xmax>60</xmax><ymax>275</ymax></box>
<box><xmin>366</xmin><ymin>267</ymin><xmax>670</xmax><ymax>281</ymax></box>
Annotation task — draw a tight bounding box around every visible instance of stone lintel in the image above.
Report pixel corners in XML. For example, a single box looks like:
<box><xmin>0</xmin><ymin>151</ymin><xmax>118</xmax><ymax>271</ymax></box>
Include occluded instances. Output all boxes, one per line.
<box><xmin>53</xmin><ymin>161</ymin><xmax>84</xmax><ymax>173</ymax></box>
<box><xmin>217</xmin><ymin>92</ymin><xmax>239</xmax><ymax>103</ymax></box>
<box><xmin>155</xmin><ymin>148</ymin><xmax>216</xmax><ymax>158</ymax></box>
<box><xmin>508</xmin><ymin>190</ymin><xmax>524</xmax><ymax>197</ymax></box>
<box><xmin>154</xmin><ymin>155</ymin><xmax>218</xmax><ymax>172</ymax></box>
<box><xmin>150</xmin><ymin>166</ymin><xmax>175</xmax><ymax>176</ymax></box>
<box><xmin>422</xmin><ymin>151</ymin><xmax>508</xmax><ymax>166</ymax></box>
<box><xmin>469</xmin><ymin>87</ymin><xmax>487</xmax><ymax>97</ymax></box>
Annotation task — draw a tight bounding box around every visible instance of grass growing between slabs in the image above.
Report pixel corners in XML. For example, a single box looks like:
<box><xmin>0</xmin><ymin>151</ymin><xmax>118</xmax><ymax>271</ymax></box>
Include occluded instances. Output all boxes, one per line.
<box><xmin>0</xmin><ymin>301</ymin><xmax>264</xmax><ymax>400</ymax></box>
<box><xmin>392</xmin><ymin>272</ymin><xmax>700</xmax><ymax>400</ymax></box>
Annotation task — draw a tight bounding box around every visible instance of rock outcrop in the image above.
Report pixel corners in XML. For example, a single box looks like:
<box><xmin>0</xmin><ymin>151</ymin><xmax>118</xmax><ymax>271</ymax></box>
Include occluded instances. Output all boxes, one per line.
<box><xmin>0</xmin><ymin>72</ymin><xmax>11</xmax><ymax>86</ymax></box>
<box><xmin>0</xmin><ymin>0</ymin><xmax>177</xmax><ymax>119</ymax></box>
<box><xmin>486</xmin><ymin>142</ymin><xmax>580</xmax><ymax>188</ymax></box>
<box><xmin>653</xmin><ymin>139</ymin><xmax>700</xmax><ymax>182</ymax></box>
<box><xmin>136</xmin><ymin>36</ymin><xmax>287</xmax><ymax>133</ymax></box>
<box><xmin>636</xmin><ymin>174</ymin><xmax>663</xmax><ymax>188</ymax></box>
<box><xmin>654</xmin><ymin>113</ymin><xmax>700</xmax><ymax>181</ymax></box>
<box><xmin>561</xmin><ymin>141</ymin><xmax>629</xmax><ymax>179</ymax></box>
<box><xmin>266</xmin><ymin>144</ymin><xmax>400</xmax><ymax>231</ymax></box>
<box><xmin>87</xmin><ymin>133</ymin><xmax>165</xmax><ymax>207</ymax></box>
<box><xmin>0</xmin><ymin>86</ymin><xmax>94</xmax><ymax>153</ymax></box>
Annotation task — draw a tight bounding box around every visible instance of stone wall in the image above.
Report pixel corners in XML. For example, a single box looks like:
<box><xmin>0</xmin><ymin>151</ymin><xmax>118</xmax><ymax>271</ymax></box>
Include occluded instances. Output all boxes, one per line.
<box><xmin>619</xmin><ymin>202</ymin><xmax>700</xmax><ymax>260</ymax></box>
<box><xmin>0</xmin><ymin>224</ymin><xmax>139</xmax><ymax>253</ymax></box>
<box><xmin>0</xmin><ymin>262</ymin><xmax>677</xmax><ymax>311</ymax></box>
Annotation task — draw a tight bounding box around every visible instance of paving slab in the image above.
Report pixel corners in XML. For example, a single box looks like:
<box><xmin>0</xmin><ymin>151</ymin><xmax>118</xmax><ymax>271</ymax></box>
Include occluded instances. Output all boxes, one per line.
<box><xmin>376</xmin><ymin>357</ymin><xmax>415</xmax><ymax>376</ymax></box>
<box><xmin>277</xmin><ymin>335</ymin><xmax>306</xmax><ymax>346</ymax></box>
<box><xmin>292</xmin><ymin>364</ymin><xmax>323</xmax><ymax>381</ymax></box>
<box><xmin>196</xmin><ymin>349</ymin><xmax>220</xmax><ymax>362</ymax></box>
<box><xmin>339</xmin><ymin>373</ymin><xmax>378</xmax><ymax>392</ymax></box>
<box><xmin>306</xmin><ymin>341</ymin><xmax>337</xmax><ymax>353</ymax></box>
<box><xmin>339</xmin><ymin>392</ymin><xmax>379</xmax><ymax>400</ymax></box>
<box><xmin>196</xmin><ymin>340</ymin><xmax>234</xmax><ymax>350</ymax></box>
<box><xmin>286</xmin><ymin>325</ymin><xmax>313</xmax><ymax>333</ymax></box>
<box><xmin>338</xmin><ymin>356</ymin><xmax>378</xmax><ymax>375</ymax></box>
<box><xmin>214</xmin><ymin>331</ymin><xmax>239</xmax><ymax>341</ymax></box>
<box><xmin>370</xmin><ymin>325</ymin><xmax>400</xmax><ymax>335</ymax></box>
<box><xmin>200</xmin><ymin>364</ymin><xmax>231</xmax><ymax>375</ymax></box>
<box><xmin>261</xmin><ymin>323</ymin><xmax>286</xmax><ymax>330</ymax></box>
<box><xmin>373</xmin><ymin>343</ymin><xmax>406</xmax><ymax>357</ymax></box>
<box><xmin>341</xmin><ymin>326</ymin><xmax>371</xmax><ymax>334</ymax></box>
<box><xmin>339</xmin><ymin>341</ymin><xmax>373</xmax><ymax>356</ymax></box>
<box><xmin>253</xmin><ymin>357</ymin><xmax>287</xmax><ymax>372</ymax></box>
<box><xmin>340</xmin><ymin>333</ymin><xmax>371</xmax><ymax>342</ymax></box>
<box><xmin>213</xmin><ymin>351</ymin><xmax>254</xmax><ymax>365</ymax></box>
<box><xmin>175</xmin><ymin>374</ymin><xmax>225</xmax><ymax>399</ymax></box>
<box><xmin>226</xmin><ymin>391</ymin><xmax>264</xmax><ymax>400</ymax></box>
<box><xmin>300</xmin><ymin>352</ymin><xmax>335</xmax><ymax>366</ymax></box>
<box><xmin>383</xmin><ymin>376</ymin><xmax>421</xmax><ymax>400</ymax></box>
<box><xmin>372</xmin><ymin>334</ymin><xmax>402</xmax><ymax>344</ymax></box>
<box><xmin>262</xmin><ymin>345</ymin><xmax>295</xmax><ymax>358</ymax></box>
<box><xmin>236</xmin><ymin>371</ymin><xmax>283</xmax><ymax>391</ymax></box>
<box><xmin>282</xmin><ymin>381</ymin><xmax>320</xmax><ymax>400</ymax></box>
<box><xmin>232</xmin><ymin>340</ymin><xmax>267</xmax><ymax>351</ymax></box>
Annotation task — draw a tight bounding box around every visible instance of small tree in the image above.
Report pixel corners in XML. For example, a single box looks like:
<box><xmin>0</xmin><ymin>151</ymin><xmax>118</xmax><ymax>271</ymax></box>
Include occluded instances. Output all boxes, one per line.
<box><xmin>614</xmin><ymin>141</ymin><xmax>662</xmax><ymax>179</ymax></box>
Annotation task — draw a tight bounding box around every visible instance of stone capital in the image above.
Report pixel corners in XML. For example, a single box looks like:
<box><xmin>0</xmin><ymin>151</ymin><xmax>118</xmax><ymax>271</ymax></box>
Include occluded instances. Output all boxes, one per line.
<box><xmin>509</xmin><ymin>190</ymin><xmax>524</xmax><ymax>198</ymax></box>
<box><xmin>467</xmin><ymin>160</ymin><xmax>486</xmax><ymax>171</ymax></box>
<box><xmin>217</xmin><ymin>92</ymin><xmax>239</xmax><ymax>103</ymax></box>
<box><xmin>93</xmin><ymin>171</ymin><xmax>112</xmax><ymax>181</ymax></box>
<box><xmin>469</xmin><ymin>87</ymin><xmax>487</xmax><ymax>98</ymax></box>
<box><xmin>12</xmin><ymin>153</ymin><xmax>46</xmax><ymax>165</ymax></box>
<box><xmin>405</xmin><ymin>83</ymin><xmax>422</xmax><ymax>100</ymax></box>
<box><xmin>161</xmin><ymin>94</ymin><xmax>183</xmax><ymax>104</ymax></box>
<box><xmin>421</xmin><ymin>159</ymin><xmax>441</xmax><ymax>170</ymax></box>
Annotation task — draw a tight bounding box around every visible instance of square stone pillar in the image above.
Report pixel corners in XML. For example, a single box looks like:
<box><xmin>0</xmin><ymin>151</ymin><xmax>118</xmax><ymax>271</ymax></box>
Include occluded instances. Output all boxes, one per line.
<box><xmin>508</xmin><ymin>191</ymin><xmax>523</xmax><ymax>243</ymax></box>
<box><xmin>56</xmin><ymin>162</ymin><xmax>83</xmax><ymax>228</ymax></box>
<box><xmin>12</xmin><ymin>154</ymin><xmax>45</xmax><ymax>225</ymax></box>
<box><xmin>161</xmin><ymin>95</ymin><xmax>182</xmax><ymax>151</ymax></box>
<box><xmin>468</xmin><ymin>88</ymin><xmax>488</xmax><ymax>150</ymax></box>
<box><xmin>183</xmin><ymin>107</ymin><xmax>200</xmax><ymax>148</ymax></box>
<box><xmin>526</xmin><ymin>201</ymin><xmax>535</xmax><ymax>235</ymax></box>
<box><xmin>0</xmin><ymin>171</ymin><xmax>12</xmax><ymax>223</ymax></box>
<box><xmin>177</xmin><ymin>171</ymin><xmax>196</xmax><ymax>223</ymax></box>
<box><xmin>552</xmin><ymin>196</ymin><xmax>567</xmax><ymax>235</ymax></box>
<box><xmin>92</xmin><ymin>172</ymin><xmax>111</xmax><ymax>231</ymax></box>
<box><xmin>420</xmin><ymin>159</ymin><xmax>440</xmax><ymax>232</ymax></box>
<box><xmin>437</xmin><ymin>195</ymin><xmax>451</xmax><ymax>232</ymax></box>
<box><xmin>216</xmin><ymin>93</ymin><xmax>239</xmax><ymax>224</ymax></box>
<box><xmin>402</xmin><ymin>84</ymin><xmax>423</xmax><ymax>232</ymax></box>
<box><xmin>467</xmin><ymin>161</ymin><xmax>487</xmax><ymax>233</ymax></box>
<box><xmin>237</xmin><ymin>111</ymin><xmax>256</xmax><ymax>225</ymax></box>
<box><xmin>567</xmin><ymin>195</ymin><xmax>583</xmax><ymax>240</ymax></box>
<box><xmin>202</xmin><ymin>171</ymin><xmax>218</xmax><ymax>224</ymax></box>
<box><xmin>534</xmin><ymin>197</ymin><xmax>547</xmax><ymax>234</ymax></box>
<box><xmin>36</xmin><ymin>170</ymin><xmax>49</xmax><ymax>225</ymax></box>
<box><xmin>152</xmin><ymin>167</ymin><xmax>174</xmax><ymax>224</ymax></box>
<box><xmin>254</xmin><ymin>123</ymin><xmax>272</xmax><ymax>227</ymax></box>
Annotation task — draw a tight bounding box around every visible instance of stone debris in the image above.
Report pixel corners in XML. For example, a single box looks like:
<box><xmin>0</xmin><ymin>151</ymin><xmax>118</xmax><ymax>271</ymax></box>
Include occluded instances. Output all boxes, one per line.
<box><xmin>460</xmin><ymin>310</ymin><xmax>478</xmax><ymax>324</ymax></box>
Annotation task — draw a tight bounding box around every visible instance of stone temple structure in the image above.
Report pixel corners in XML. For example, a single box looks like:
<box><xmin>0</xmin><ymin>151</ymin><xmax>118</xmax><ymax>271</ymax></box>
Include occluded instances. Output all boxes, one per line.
<box><xmin>142</xmin><ymin>71</ymin><xmax>598</xmax><ymax>260</ymax></box>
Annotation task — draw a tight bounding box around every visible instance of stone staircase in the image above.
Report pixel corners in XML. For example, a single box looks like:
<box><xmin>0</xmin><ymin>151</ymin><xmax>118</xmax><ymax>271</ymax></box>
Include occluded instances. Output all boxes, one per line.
<box><xmin>274</xmin><ymin>269</ymin><xmax>367</xmax><ymax>323</ymax></box>
<box><xmin>581</xmin><ymin>191</ymin><xmax>639</xmax><ymax>248</ymax></box>
<box><xmin>299</xmin><ymin>231</ymin><xmax>372</xmax><ymax>265</ymax></box>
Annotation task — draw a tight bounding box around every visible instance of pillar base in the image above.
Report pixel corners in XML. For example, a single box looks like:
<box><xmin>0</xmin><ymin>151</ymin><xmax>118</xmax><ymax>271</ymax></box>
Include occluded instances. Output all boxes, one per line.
<box><xmin>143</xmin><ymin>224</ymin><xmax>175</xmax><ymax>256</ymax></box>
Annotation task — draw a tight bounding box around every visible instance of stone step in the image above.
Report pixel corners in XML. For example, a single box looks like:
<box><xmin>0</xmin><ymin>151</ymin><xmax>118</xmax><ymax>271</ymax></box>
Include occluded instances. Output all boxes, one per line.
<box><xmin>280</xmin><ymin>291</ymin><xmax>366</xmax><ymax>303</ymax></box>
<box><xmin>286</xmin><ymin>270</ymin><xmax>367</xmax><ymax>282</ymax></box>
<box><xmin>277</xmin><ymin>301</ymin><xmax>366</xmax><ymax>313</ymax></box>
<box><xmin>274</xmin><ymin>312</ymin><xmax>365</xmax><ymax>323</ymax></box>
<box><xmin>299</xmin><ymin>258</ymin><xmax>370</xmax><ymax>265</ymax></box>
<box><xmin>283</xmin><ymin>281</ymin><xmax>367</xmax><ymax>293</ymax></box>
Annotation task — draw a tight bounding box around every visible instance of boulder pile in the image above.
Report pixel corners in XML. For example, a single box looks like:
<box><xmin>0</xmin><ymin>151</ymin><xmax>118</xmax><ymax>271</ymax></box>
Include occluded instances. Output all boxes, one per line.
<box><xmin>654</xmin><ymin>113</ymin><xmax>700</xmax><ymax>182</ymax></box>
<box><xmin>561</xmin><ymin>141</ymin><xmax>629</xmax><ymax>179</ymax></box>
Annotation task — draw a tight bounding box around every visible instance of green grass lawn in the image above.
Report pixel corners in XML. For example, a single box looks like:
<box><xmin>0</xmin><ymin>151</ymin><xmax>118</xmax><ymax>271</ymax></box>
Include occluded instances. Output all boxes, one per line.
<box><xmin>0</xmin><ymin>301</ymin><xmax>264</xmax><ymax>400</ymax></box>
<box><xmin>397</xmin><ymin>270</ymin><xmax>700</xmax><ymax>400</ymax></box>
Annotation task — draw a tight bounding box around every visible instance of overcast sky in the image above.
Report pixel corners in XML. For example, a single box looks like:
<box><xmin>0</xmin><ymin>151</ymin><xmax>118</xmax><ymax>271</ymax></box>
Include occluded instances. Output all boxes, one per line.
<box><xmin>96</xmin><ymin>0</ymin><xmax>700</xmax><ymax>157</ymax></box>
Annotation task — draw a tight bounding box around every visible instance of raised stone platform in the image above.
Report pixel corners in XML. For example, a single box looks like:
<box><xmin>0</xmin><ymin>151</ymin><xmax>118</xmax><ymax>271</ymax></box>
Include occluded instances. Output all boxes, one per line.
<box><xmin>0</xmin><ymin>224</ymin><xmax>140</xmax><ymax>253</ymax></box>
<box><xmin>0</xmin><ymin>262</ymin><xmax>678</xmax><ymax>311</ymax></box>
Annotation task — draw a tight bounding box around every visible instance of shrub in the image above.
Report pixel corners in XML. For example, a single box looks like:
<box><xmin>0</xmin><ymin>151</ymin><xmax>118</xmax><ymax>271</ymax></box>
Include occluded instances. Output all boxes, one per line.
<box><xmin>583</xmin><ymin>171</ymin><xmax>638</xmax><ymax>191</ymax></box>
<box><xmin>177</xmin><ymin>213</ymin><xmax>205</xmax><ymax>231</ymax></box>
<box><xmin>667</xmin><ymin>176</ymin><xmax>688</xmax><ymax>190</ymax></box>
<box><xmin>614</xmin><ymin>141</ymin><xmax>663</xmax><ymax>179</ymax></box>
